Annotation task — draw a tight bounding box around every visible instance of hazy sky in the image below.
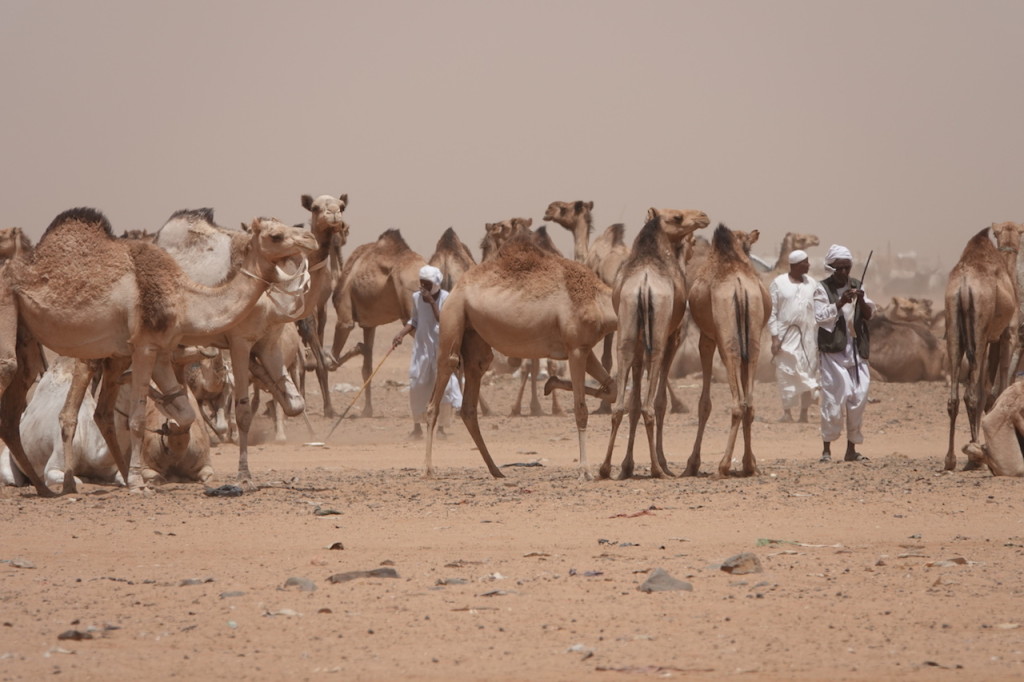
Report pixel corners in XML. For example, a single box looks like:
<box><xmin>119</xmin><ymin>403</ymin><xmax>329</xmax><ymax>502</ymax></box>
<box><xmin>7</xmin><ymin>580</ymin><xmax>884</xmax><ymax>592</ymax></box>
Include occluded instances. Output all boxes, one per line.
<box><xmin>2</xmin><ymin>0</ymin><xmax>1022</xmax><ymax>271</ymax></box>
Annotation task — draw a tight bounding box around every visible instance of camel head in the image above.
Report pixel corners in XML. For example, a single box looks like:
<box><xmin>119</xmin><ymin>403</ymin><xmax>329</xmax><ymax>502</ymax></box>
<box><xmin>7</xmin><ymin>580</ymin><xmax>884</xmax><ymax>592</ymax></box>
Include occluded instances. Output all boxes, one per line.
<box><xmin>0</xmin><ymin>226</ymin><xmax>32</xmax><ymax>261</ymax></box>
<box><xmin>889</xmin><ymin>296</ymin><xmax>934</xmax><ymax>323</ymax></box>
<box><xmin>733</xmin><ymin>229</ymin><xmax>760</xmax><ymax>254</ymax></box>
<box><xmin>992</xmin><ymin>221</ymin><xmax>1023</xmax><ymax>256</ymax></box>
<box><xmin>787</xmin><ymin>232</ymin><xmax>820</xmax><ymax>251</ymax></box>
<box><xmin>543</xmin><ymin>200</ymin><xmax>593</xmax><ymax>230</ymax></box>
<box><xmin>302</xmin><ymin>194</ymin><xmax>347</xmax><ymax>232</ymax></box>
<box><xmin>645</xmin><ymin>208</ymin><xmax>711</xmax><ymax>244</ymax></box>
<box><xmin>481</xmin><ymin>217</ymin><xmax>533</xmax><ymax>261</ymax></box>
<box><xmin>245</xmin><ymin>217</ymin><xmax>319</xmax><ymax>279</ymax></box>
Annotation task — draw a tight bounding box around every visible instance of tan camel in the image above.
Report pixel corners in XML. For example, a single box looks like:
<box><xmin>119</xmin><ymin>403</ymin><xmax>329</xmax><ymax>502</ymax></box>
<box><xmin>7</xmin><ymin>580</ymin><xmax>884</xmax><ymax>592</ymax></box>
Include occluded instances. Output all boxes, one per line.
<box><xmin>767</xmin><ymin>232</ymin><xmax>821</xmax><ymax>278</ymax></box>
<box><xmin>429</xmin><ymin>227</ymin><xmax>477</xmax><ymax>292</ymax></box>
<box><xmin>683</xmin><ymin>224</ymin><xmax>771</xmax><ymax>478</ymax></box>
<box><xmin>330</xmin><ymin>229</ymin><xmax>427</xmax><ymax>417</ymax></box>
<box><xmin>962</xmin><ymin>377</ymin><xmax>1024</xmax><ymax>476</ymax></box>
<box><xmin>599</xmin><ymin>208</ymin><xmax>710</xmax><ymax>480</ymax></box>
<box><xmin>154</xmin><ymin>207</ymin><xmax>327</xmax><ymax>487</ymax></box>
<box><xmin>0</xmin><ymin>207</ymin><xmax>316</xmax><ymax>496</ymax></box>
<box><xmin>423</xmin><ymin>230</ymin><xmax>618</xmax><ymax>480</ymax></box>
<box><xmin>298</xmin><ymin>193</ymin><xmax>350</xmax><ymax>418</ymax></box>
<box><xmin>944</xmin><ymin>225</ymin><xmax>1019</xmax><ymax>471</ymax></box>
<box><xmin>544</xmin><ymin>200</ymin><xmax>628</xmax><ymax>411</ymax></box>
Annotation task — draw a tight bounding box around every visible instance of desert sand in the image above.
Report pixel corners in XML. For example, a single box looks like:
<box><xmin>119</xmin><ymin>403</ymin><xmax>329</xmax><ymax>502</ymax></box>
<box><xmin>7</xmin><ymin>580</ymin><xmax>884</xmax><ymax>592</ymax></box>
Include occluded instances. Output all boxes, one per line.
<box><xmin>2</xmin><ymin>323</ymin><xmax>1023</xmax><ymax>682</ymax></box>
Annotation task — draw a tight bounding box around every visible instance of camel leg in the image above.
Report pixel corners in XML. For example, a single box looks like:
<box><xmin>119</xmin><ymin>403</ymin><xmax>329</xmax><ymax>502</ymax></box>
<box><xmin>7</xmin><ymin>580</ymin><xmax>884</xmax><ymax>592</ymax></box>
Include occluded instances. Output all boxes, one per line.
<box><xmin>621</xmin><ymin>360</ymin><xmax>645</xmax><ymax>480</ymax></box>
<box><xmin>548</xmin><ymin>360</ymin><xmax>564</xmax><ymax>416</ymax></box>
<box><xmin>359</xmin><ymin>327</ymin><xmax>376</xmax><ymax>417</ymax></box>
<box><xmin>124</xmin><ymin>348</ymin><xmax>163</xmax><ymax>493</ymax></box>
<box><xmin>739</xmin><ymin>345</ymin><xmax>760</xmax><ymax>477</ymax></box>
<box><xmin>945</xmin><ymin>340</ymin><xmax>965</xmax><ymax>471</ymax></box>
<box><xmin>962</xmin><ymin>340</ymin><xmax>988</xmax><ymax>471</ymax></box>
<box><xmin>565</xmin><ymin>348</ymin><xmax>595</xmax><ymax>482</ymax></box>
<box><xmin>602</xmin><ymin>339</ymin><xmax>635</xmax><ymax>480</ymax></box>
<box><xmin>652</xmin><ymin>331</ymin><xmax>681</xmax><ymax>478</ymax></box>
<box><xmin>511</xmin><ymin>361</ymin><xmax>529</xmax><ymax>416</ymax></box>
<box><xmin>528</xmin><ymin>359</ymin><xmax>544</xmax><ymax>416</ymax></box>
<box><xmin>684</xmin><ymin>334</ymin><xmax>716</xmax><ymax>477</ymax></box>
<box><xmin>55</xmin><ymin>359</ymin><xmax>96</xmax><ymax>494</ymax></box>
<box><xmin>298</xmin><ymin>316</ymin><xmax>335</xmax><ymax>417</ymax></box>
<box><xmin>329</xmin><ymin>282</ymin><xmax>355</xmax><ymax>370</ymax></box>
<box><xmin>92</xmin><ymin>359</ymin><xmax>131</xmax><ymax>487</ymax></box>
<box><xmin>716</xmin><ymin>345</ymin><xmax>744</xmax><ymax>479</ymax></box>
<box><xmin>0</xmin><ymin>352</ymin><xmax>56</xmax><ymax>498</ymax></box>
<box><xmin>543</xmin><ymin>352</ymin><xmax>615</xmax><ymax>403</ymax></box>
<box><xmin>594</xmin><ymin>333</ymin><xmax>615</xmax><ymax>414</ymax></box>
<box><xmin>229</xmin><ymin>341</ymin><xmax>258</xmax><ymax>489</ymax></box>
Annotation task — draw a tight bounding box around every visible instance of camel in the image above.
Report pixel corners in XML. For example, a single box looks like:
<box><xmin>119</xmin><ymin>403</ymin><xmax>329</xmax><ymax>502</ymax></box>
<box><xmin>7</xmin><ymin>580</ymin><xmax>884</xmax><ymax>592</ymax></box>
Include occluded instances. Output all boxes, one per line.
<box><xmin>429</xmin><ymin>227</ymin><xmax>477</xmax><ymax>292</ymax></box>
<box><xmin>683</xmin><ymin>224</ymin><xmax>771</xmax><ymax>478</ymax></box>
<box><xmin>544</xmin><ymin>200</ymin><xmax>628</xmax><ymax>411</ymax></box>
<box><xmin>184</xmin><ymin>348</ymin><xmax>234</xmax><ymax>444</ymax></box>
<box><xmin>944</xmin><ymin>225</ymin><xmax>1019</xmax><ymax>471</ymax></box>
<box><xmin>153</xmin><ymin>207</ymin><xmax>324</xmax><ymax>488</ymax></box>
<box><xmin>867</xmin><ymin>313</ymin><xmax>946</xmax><ymax>382</ymax></box>
<box><xmin>254</xmin><ymin>321</ymin><xmax>306</xmax><ymax>443</ymax></box>
<box><xmin>766</xmin><ymin>232</ymin><xmax>821</xmax><ymax>278</ymax></box>
<box><xmin>423</xmin><ymin>229</ymin><xmax>618</xmax><ymax>480</ymax></box>
<box><xmin>0</xmin><ymin>227</ymin><xmax>32</xmax><ymax>263</ymax></box>
<box><xmin>477</xmin><ymin>217</ymin><xmax>565</xmax><ymax>417</ymax></box>
<box><xmin>0</xmin><ymin>207</ymin><xmax>316</xmax><ymax>496</ymax></box>
<box><xmin>599</xmin><ymin>208</ymin><xmax>710</xmax><ymax>480</ymax></box>
<box><xmin>0</xmin><ymin>356</ymin><xmax>121</xmax><ymax>489</ymax></box>
<box><xmin>330</xmin><ymin>228</ymin><xmax>427</xmax><ymax>417</ymax></box>
<box><xmin>298</xmin><ymin>193</ymin><xmax>349</xmax><ymax>417</ymax></box>
<box><xmin>962</xmin><ymin>377</ymin><xmax>1024</xmax><ymax>477</ymax></box>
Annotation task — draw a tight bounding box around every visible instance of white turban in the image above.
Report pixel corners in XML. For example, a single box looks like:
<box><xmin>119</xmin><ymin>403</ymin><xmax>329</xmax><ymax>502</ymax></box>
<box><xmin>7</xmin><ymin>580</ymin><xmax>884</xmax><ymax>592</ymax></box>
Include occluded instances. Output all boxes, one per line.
<box><xmin>419</xmin><ymin>265</ymin><xmax>443</xmax><ymax>292</ymax></box>
<box><xmin>824</xmin><ymin>244</ymin><xmax>852</xmax><ymax>264</ymax></box>
<box><xmin>788</xmin><ymin>249</ymin><xmax>808</xmax><ymax>265</ymax></box>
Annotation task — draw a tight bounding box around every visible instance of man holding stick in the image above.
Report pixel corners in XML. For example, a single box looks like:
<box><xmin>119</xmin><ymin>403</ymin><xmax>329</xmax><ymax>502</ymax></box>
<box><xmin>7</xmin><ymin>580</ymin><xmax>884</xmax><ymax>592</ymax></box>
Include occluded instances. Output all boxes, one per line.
<box><xmin>814</xmin><ymin>245</ymin><xmax>875</xmax><ymax>463</ymax></box>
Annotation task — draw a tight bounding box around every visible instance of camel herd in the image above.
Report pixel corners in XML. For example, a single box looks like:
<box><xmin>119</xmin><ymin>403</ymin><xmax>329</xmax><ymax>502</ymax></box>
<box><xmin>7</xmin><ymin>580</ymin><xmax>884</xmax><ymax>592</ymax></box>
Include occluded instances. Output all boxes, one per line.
<box><xmin>0</xmin><ymin>201</ymin><xmax>1022</xmax><ymax>498</ymax></box>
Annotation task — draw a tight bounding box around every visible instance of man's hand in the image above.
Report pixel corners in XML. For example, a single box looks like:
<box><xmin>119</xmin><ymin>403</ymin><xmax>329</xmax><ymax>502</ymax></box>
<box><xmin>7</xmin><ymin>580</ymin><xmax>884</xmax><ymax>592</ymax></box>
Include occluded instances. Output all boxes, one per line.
<box><xmin>771</xmin><ymin>337</ymin><xmax>782</xmax><ymax>356</ymax></box>
<box><xmin>392</xmin><ymin>333</ymin><xmax>404</xmax><ymax>349</ymax></box>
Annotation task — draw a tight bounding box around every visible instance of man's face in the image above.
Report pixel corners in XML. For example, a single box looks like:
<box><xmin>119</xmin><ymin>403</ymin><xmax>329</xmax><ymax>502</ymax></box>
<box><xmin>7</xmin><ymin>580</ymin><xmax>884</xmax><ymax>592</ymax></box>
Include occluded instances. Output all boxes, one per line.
<box><xmin>790</xmin><ymin>258</ymin><xmax>810</xmax><ymax>277</ymax></box>
<box><xmin>830</xmin><ymin>258</ymin><xmax>853</xmax><ymax>286</ymax></box>
<box><xmin>419</xmin><ymin>278</ymin><xmax>433</xmax><ymax>294</ymax></box>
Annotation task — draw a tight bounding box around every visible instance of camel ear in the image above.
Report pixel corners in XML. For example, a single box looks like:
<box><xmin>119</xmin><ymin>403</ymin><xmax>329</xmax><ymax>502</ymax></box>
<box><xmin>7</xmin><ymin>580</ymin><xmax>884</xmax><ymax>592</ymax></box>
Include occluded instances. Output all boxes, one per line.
<box><xmin>339</xmin><ymin>194</ymin><xmax>348</xmax><ymax>208</ymax></box>
<box><xmin>522</xmin><ymin>218</ymin><xmax>533</xmax><ymax>229</ymax></box>
<box><xmin>646</xmin><ymin>207</ymin><xmax>658</xmax><ymax>222</ymax></box>
<box><xmin>301</xmin><ymin>194</ymin><xmax>314</xmax><ymax>211</ymax></box>
<box><xmin>749</xmin><ymin>229</ymin><xmax>760</xmax><ymax>245</ymax></box>
<box><xmin>586</xmin><ymin>201</ymin><xmax>593</xmax><ymax>211</ymax></box>
<box><xmin>248</xmin><ymin>218</ymin><xmax>262</xmax><ymax>235</ymax></box>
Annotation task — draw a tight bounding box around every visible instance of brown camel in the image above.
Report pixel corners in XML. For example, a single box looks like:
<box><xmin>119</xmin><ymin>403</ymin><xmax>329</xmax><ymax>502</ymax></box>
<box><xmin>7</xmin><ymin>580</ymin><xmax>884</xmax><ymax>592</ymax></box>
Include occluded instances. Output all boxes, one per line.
<box><xmin>544</xmin><ymin>200</ymin><xmax>628</xmax><ymax>412</ymax></box>
<box><xmin>153</xmin><ymin>207</ymin><xmax>326</xmax><ymax>487</ymax></box>
<box><xmin>683</xmin><ymin>224</ymin><xmax>771</xmax><ymax>478</ymax></box>
<box><xmin>945</xmin><ymin>225</ymin><xmax>1020</xmax><ymax>471</ymax></box>
<box><xmin>330</xmin><ymin>228</ymin><xmax>427</xmax><ymax>417</ymax></box>
<box><xmin>423</xmin><ymin>230</ymin><xmax>618</xmax><ymax>480</ymax></box>
<box><xmin>0</xmin><ymin>207</ymin><xmax>316</xmax><ymax>496</ymax></box>
<box><xmin>298</xmin><ymin>193</ymin><xmax>350</xmax><ymax>418</ymax></box>
<box><xmin>962</xmin><ymin>377</ymin><xmax>1024</xmax><ymax>476</ymax></box>
<box><xmin>867</xmin><ymin>313</ymin><xmax>946</xmax><ymax>382</ymax></box>
<box><xmin>599</xmin><ymin>208</ymin><xmax>710</xmax><ymax>480</ymax></box>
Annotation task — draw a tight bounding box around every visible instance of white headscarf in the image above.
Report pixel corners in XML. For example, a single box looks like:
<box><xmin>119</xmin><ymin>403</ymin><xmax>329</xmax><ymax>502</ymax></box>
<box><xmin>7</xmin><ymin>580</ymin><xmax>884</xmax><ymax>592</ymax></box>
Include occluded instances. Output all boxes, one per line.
<box><xmin>823</xmin><ymin>244</ymin><xmax>852</xmax><ymax>272</ymax></box>
<box><xmin>788</xmin><ymin>249</ymin><xmax>808</xmax><ymax>265</ymax></box>
<box><xmin>419</xmin><ymin>265</ymin><xmax>443</xmax><ymax>293</ymax></box>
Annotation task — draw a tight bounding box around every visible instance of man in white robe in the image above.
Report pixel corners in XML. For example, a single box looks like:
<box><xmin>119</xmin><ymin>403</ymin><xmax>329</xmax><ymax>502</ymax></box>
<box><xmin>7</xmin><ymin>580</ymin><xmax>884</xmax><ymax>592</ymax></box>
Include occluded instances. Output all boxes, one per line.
<box><xmin>769</xmin><ymin>249</ymin><xmax>819</xmax><ymax>422</ymax></box>
<box><xmin>813</xmin><ymin>245</ymin><xmax>876</xmax><ymax>462</ymax></box>
<box><xmin>392</xmin><ymin>265</ymin><xmax>463</xmax><ymax>439</ymax></box>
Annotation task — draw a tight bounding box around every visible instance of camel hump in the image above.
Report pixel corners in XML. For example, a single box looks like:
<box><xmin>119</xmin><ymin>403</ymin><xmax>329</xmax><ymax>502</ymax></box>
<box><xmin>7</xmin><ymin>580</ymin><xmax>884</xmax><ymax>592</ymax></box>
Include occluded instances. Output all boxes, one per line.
<box><xmin>378</xmin><ymin>228</ymin><xmax>412</xmax><ymax>252</ymax></box>
<box><xmin>437</xmin><ymin>227</ymin><xmax>459</xmax><ymax>247</ymax></box>
<box><xmin>711</xmin><ymin>223</ymin><xmax>743</xmax><ymax>263</ymax></box>
<box><xmin>42</xmin><ymin>207</ymin><xmax>113</xmax><ymax>242</ymax></box>
<box><xmin>167</xmin><ymin>207</ymin><xmax>220</xmax><ymax>227</ymax></box>
<box><xmin>607</xmin><ymin>223</ymin><xmax>626</xmax><ymax>246</ymax></box>
<box><xmin>127</xmin><ymin>242</ymin><xmax>180</xmax><ymax>333</ymax></box>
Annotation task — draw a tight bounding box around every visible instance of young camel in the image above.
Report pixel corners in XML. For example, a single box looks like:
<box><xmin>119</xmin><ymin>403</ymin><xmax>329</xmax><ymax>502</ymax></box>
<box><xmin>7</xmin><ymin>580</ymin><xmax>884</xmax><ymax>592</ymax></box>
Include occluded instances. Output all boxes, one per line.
<box><xmin>962</xmin><ymin>377</ymin><xmax>1024</xmax><ymax>476</ymax></box>
<box><xmin>298</xmin><ymin>193</ymin><xmax>349</xmax><ymax>418</ymax></box>
<box><xmin>423</xmin><ymin>230</ymin><xmax>618</xmax><ymax>480</ymax></box>
<box><xmin>599</xmin><ymin>208</ymin><xmax>710</xmax><ymax>480</ymax></box>
<box><xmin>944</xmin><ymin>225</ymin><xmax>1019</xmax><ymax>471</ymax></box>
<box><xmin>683</xmin><ymin>224</ymin><xmax>772</xmax><ymax>478</ymax></box>
<box><xmin>0</xmin><ymin>208</ymin><xmax>316</xmax><ymax>496</ymax></box>
<box><xmin>330</xmin><ymin>229</ymin><xmax>427</xmax><ymax>417</ymax></box>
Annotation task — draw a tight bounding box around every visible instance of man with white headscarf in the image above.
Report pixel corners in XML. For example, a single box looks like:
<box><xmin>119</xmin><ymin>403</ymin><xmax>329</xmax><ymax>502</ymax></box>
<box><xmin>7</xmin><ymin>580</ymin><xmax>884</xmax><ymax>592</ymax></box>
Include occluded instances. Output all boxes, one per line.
<box><xmin>814</xmin><ymin>244</ymin><xmax>875</xmax><ymax>462</ymax></box>
<box><xmin>768</xmin><ymin>249</ymin><xmax>818</xmax><ymax>422</ymax></box>
<box><xmin>391</xmin><ymin>265</ymin><xmax>463</xmax><ymax>439</ymax></box>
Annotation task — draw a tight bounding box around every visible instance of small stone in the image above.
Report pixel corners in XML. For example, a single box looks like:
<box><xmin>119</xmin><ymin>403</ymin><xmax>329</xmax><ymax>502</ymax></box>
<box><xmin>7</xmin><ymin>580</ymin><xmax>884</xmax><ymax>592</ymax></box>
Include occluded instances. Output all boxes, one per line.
<box><xmin>327</xmin><ymin>567</ymin><xmax>399</xmax><ymax>583</ymax></box>
<box><xmin>282</xmin><ymin>577</ymin><xmax>317</xmax><ymax>592</ymax></box>
<box><xmin>721</xmin><ymin>553</ymin><xmax>763</xmax><ymax>575</ymax></box>
<box><xmin>637</xmin><ymin>568</ymin><xmax>693</xmax><ymax>593</ymax></box>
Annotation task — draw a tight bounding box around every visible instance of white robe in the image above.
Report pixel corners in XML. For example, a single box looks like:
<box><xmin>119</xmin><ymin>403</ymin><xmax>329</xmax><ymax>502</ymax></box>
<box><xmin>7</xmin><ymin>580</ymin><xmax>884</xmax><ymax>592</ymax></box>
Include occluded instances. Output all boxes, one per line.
<box><xmin>813</xmin><ymin>282</ymin><xmax>876</xmax><ymax>443</ymax></box>
<box><xmin>768</xmin><ymin>273</ymin><xmax>819</xmax><ymax>409</ymax></box>
<box><xmin>408</xmin><ymin>289</ymin><xmax>462</xmax><ymax>422</ymax></box>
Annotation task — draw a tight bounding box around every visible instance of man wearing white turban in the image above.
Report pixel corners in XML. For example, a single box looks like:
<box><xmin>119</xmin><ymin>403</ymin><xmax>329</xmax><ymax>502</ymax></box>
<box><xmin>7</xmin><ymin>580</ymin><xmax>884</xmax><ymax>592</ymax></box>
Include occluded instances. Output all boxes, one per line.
<box><xmin>813</xmin><ymin>245</ymin><xmax>875</xmax><ymax>462</ymax></box>
<box><xmin>391</xmin><ymin>264</ymin><xmax>463</xmax><ymax>438</ymax></box>
<box><xmin>768</xmin><ymin>249</ymin><xmax>818</xmax><ymax>422</ymax></box>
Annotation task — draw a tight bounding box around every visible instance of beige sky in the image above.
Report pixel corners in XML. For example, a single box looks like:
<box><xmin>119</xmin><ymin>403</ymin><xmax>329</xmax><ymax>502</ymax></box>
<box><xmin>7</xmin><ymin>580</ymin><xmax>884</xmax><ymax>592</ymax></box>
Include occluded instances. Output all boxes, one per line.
<box><xmin>2</xmin><ymin>0</ymin><xmax>1022</xmax><ymax>272</ymax></box>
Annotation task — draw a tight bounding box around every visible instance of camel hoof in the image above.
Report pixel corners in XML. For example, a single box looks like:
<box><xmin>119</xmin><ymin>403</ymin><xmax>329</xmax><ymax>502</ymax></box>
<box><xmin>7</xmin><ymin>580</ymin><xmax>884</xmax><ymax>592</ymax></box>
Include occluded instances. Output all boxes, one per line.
<box><xmin>543</xmin><ymin>376</ymin><xmax>557</xmax><ymax>396</ymax></box>
<box><xmin>963</xmin><ymin>460</ymin><xmax>984</xmax><ymax>472</ymax></box>
<box><xmin>597</xmin><ymin>467</ymin><xmax>612</xmax><ymax>480</ymax></box>
<box><xmin>577</xmin><ymin>469</ymin><xmax>593</xmax><ymax>482</ymax></box>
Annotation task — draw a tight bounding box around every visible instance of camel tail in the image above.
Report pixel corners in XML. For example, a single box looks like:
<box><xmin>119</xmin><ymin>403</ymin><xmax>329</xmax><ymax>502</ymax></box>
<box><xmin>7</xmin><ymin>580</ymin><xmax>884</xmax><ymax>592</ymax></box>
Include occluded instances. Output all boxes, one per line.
<box><xmin>957</xmin><ymin>286</ymin><xmax>976</xmax><ymax>365</ymax></box>
<box><xmin>734</xmin><ymin>288</ymin><xmax>750</xmax><ymax>363</ymax></box>
<box><xmin>638</xmin><ymin>275</ymin><xmax>653</xmax><ymax>354</ymax></box>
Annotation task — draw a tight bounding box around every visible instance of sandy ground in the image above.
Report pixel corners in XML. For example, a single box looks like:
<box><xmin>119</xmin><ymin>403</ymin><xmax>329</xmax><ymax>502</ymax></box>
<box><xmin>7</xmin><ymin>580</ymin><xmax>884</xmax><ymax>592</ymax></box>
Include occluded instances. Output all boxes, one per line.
<box><xmin>2</xmin><ymin>324</ymin><xmax>1023</xmax><ymax>682</ymax></box>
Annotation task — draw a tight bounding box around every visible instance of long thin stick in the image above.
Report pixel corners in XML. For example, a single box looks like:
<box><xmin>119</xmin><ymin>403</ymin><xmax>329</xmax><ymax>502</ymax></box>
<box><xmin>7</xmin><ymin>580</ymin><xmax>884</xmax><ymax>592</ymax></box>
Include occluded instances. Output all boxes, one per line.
<box><xmin>323</xmin><ymin>345</ymin><xmax>395</xmax><ymax>440</ymax></box>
